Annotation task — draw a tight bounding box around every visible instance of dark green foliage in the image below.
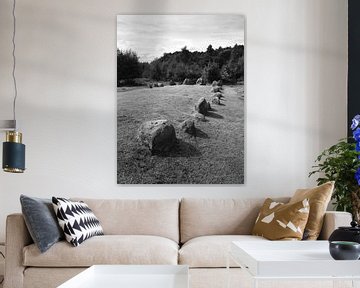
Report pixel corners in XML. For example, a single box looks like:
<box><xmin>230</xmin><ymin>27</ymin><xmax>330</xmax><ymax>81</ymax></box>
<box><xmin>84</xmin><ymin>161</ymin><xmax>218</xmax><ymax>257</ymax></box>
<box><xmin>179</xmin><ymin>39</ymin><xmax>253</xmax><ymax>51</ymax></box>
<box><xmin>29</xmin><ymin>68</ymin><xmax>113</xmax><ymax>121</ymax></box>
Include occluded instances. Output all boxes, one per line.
<box><xmin>117</xmin><ymin>44</ymin><xmax>244</xmax><ymax>86</ymax></box>
<box><xmin>117</xmin><ymin>49</ymin><xmax>142</xmax><ymax>86</ymax></box>
<box><xmin>202</xmin><ymin>63</ymin><xmax>221</xmax><ymax>83</ymax></box>
<box><xmin>309</xmin><ymin>139</ymin><xmax>360</xmax><ymax>213</ymax></box>
<box><xmin>150</xmin><ymin>61</ymin><xmax>163</xmax><ymax>81</ymax></box>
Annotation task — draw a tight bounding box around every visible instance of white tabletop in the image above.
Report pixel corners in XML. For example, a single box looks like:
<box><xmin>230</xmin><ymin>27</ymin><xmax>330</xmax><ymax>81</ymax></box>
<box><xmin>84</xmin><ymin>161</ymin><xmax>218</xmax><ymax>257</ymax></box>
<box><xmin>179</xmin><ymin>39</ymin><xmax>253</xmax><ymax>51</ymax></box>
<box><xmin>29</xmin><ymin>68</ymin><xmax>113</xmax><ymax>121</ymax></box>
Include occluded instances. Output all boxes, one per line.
<box><xmin>231</xmin><ymin>241</ymin><xmax>360</xmax><ymax>278</ymax></box>
<box><xmin>58</xmin><ymin>265</ymin><xmax>189</xmax><ymax>288</ymax></box>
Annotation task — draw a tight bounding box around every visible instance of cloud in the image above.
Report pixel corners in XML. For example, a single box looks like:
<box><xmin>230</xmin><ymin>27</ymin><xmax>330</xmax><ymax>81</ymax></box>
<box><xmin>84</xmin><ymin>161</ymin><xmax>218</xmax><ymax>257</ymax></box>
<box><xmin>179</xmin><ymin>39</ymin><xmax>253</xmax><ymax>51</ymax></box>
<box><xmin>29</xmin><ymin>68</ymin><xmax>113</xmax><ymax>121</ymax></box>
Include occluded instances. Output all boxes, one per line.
<box><xmin>117</xmin><ymin>15</ymin><xmax>245</xmax><ymax>62</ymax></box>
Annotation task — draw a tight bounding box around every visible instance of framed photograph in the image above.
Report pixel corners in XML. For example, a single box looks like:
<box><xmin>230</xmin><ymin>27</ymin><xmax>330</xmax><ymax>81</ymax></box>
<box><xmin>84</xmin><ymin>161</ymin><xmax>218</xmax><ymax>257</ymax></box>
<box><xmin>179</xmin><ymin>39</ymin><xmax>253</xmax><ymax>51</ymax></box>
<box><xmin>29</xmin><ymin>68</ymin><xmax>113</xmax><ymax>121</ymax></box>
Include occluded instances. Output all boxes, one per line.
<box><xmin>117</xmin><ymin>15</ymin><xmax>245</xmax><ymax>184</ymax></box>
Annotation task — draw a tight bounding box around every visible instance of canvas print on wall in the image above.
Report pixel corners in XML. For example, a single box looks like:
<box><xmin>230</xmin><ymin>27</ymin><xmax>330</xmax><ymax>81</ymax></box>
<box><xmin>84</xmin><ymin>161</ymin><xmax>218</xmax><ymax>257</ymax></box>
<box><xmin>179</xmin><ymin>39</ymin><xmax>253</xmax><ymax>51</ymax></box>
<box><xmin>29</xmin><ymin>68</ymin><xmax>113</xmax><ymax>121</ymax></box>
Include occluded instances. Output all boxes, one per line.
<box><xmin>117</xmin><ymin>15</ymin><xmax>245</xmax><ymax>184</ymax></box>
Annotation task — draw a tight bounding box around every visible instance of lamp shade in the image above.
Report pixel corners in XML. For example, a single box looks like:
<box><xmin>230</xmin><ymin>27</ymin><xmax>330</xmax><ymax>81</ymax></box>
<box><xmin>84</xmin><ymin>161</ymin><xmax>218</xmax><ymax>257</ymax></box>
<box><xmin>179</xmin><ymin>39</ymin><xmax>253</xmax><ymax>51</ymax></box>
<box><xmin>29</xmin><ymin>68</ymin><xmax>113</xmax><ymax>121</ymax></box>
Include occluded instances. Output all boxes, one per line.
<box><xmin>2</xmin><ymin>131</ymin><xmax>25</xmax><ymax>173</ymax></box>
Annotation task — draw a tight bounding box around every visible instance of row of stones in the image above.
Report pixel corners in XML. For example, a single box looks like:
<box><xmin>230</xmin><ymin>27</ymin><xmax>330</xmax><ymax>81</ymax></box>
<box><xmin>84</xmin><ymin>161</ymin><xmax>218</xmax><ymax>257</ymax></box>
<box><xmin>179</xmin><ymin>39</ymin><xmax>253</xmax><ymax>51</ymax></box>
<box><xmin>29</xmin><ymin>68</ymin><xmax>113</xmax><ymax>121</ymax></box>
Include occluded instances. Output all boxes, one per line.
<box><xmin>137</xmin><ymin>80</ymin><xmax>224</xmax><ymax>154</ymax></box>
<box><xmin>148</xmin><ymin>78</ymin><xmax>224</xmax><ymax>88</ymax></box>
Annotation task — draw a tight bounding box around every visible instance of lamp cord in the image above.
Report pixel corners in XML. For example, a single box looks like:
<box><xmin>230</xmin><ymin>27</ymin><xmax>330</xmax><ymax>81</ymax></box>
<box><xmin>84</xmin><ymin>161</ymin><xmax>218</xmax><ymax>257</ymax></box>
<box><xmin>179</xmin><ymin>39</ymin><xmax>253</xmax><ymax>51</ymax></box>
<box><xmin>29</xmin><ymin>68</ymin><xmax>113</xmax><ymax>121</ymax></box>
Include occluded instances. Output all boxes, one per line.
<box><xmin>11</xmin><ymin>0</ymin><xmax>17</xmax><ymax>129</ymax></box>
<box><xmin>0</xmin><ymin>251</ymin><xmax>4</xmax><ymax>284</ymax></box>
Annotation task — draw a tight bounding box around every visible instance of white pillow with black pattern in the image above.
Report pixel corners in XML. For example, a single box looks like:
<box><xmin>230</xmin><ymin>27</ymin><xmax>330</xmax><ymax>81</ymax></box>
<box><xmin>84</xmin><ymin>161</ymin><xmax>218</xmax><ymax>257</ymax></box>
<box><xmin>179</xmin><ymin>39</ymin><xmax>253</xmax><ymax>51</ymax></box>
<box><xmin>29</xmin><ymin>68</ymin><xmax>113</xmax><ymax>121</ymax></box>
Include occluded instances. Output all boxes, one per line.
<box><xmin>52</xmin><ymin>197</ymin><xmax>104</xmax><ymax>247</ymax></box>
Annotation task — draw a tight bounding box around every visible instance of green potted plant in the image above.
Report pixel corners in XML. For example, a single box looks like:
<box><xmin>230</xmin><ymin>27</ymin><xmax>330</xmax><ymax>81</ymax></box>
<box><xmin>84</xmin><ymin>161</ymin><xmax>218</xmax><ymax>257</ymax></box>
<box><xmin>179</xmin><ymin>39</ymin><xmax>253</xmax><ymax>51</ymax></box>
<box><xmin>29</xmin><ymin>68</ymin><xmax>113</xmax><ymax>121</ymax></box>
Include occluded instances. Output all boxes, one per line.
<box><xmin>309</xmin><ymin>115</ymin><xmax>360</xmax><ymax>222</ymax></box>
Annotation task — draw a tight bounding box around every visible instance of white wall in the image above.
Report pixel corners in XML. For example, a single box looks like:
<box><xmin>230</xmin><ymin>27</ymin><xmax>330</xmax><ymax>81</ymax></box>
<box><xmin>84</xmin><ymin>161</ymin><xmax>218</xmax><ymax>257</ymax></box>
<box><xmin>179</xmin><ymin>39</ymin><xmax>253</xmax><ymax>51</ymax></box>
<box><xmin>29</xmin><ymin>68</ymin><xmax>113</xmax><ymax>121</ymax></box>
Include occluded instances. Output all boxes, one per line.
<box><xmin>0</xmin><ymin>0</ymin><xmax>347</xmax><ymax>242</ymax></box>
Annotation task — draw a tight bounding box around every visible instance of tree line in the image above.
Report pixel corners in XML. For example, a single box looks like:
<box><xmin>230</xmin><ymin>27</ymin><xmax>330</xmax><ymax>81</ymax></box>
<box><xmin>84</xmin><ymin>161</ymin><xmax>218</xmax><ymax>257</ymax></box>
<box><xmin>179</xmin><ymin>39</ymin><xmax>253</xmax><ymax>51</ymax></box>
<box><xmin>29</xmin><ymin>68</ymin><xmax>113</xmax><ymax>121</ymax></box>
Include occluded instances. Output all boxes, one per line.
<box><xmin>117</xmin><ymin>44</ymin><xmax>244</xmax><ymax>86</ymax></box>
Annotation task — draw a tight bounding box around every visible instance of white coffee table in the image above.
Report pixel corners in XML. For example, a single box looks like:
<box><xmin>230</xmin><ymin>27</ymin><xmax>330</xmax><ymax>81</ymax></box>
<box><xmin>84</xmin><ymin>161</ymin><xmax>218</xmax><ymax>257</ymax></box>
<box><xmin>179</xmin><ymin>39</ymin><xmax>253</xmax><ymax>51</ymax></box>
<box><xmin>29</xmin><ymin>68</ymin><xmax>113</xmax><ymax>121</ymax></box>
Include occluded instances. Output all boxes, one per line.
<box><xmin>228</xmin><ymin>241</ymin><xmax>360</xmax><ymax>288</ymax></box>
<box><xmin>58</xmin><ymin>265</ymin><xmax>189</xmax><ymax>288</ymax></box>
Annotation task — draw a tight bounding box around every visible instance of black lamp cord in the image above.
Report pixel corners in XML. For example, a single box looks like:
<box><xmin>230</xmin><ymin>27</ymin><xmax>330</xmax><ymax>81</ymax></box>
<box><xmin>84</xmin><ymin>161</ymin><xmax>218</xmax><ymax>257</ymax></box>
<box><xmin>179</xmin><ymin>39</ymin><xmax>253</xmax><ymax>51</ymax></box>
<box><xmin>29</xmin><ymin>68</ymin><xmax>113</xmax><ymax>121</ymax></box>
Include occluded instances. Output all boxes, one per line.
<box><xmin>12</xmin><ymin>0</ymin><xmax>18</xmax><ymax>129</ymax></box>
<box><xmin>0</xmin><ymin>251</ymin><xmax>4</xmax><ymax>284</ymax></box>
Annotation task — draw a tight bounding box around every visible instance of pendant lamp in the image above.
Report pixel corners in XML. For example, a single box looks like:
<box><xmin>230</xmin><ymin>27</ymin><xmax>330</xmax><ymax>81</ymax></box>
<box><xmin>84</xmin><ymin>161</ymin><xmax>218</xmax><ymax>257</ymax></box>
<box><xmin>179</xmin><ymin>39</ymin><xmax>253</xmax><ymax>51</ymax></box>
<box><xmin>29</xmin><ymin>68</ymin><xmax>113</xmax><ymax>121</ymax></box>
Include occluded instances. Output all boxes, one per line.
<box><xmin>1</xmin><ymin>0</ymin><xmax>26</xmax><ymax>173</ymax></box>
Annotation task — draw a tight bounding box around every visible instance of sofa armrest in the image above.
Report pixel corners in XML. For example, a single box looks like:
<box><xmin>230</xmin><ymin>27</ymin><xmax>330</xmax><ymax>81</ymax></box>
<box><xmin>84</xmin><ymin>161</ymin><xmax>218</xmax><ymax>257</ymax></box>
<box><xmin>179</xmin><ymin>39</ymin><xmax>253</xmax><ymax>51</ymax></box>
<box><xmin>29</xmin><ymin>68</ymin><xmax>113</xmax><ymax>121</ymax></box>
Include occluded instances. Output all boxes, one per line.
<box><xmin>4</xmin><ymin>213</ymin><xmax>33</xmax><ymax>288</ymax></box>
<box><xmin>318</xmin><ymin>211</ymin><xmax>352</xmax><ymax>240</ymax></box>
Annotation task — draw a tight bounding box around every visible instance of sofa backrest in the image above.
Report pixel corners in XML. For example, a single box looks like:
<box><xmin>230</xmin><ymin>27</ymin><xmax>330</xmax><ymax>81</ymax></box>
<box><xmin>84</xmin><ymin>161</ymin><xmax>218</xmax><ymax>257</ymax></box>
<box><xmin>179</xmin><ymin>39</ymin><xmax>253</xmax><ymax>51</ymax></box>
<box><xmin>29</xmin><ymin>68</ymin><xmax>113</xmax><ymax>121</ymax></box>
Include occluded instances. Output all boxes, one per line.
<box><xmin>73</xmin><ymin>198</ymin><xmax>180</xmax><ymax>243</ymax></box>
<box><xmin>180</xmin><ymin>198</ymin><xmax>289</xmax><ymax>243</ymax></box>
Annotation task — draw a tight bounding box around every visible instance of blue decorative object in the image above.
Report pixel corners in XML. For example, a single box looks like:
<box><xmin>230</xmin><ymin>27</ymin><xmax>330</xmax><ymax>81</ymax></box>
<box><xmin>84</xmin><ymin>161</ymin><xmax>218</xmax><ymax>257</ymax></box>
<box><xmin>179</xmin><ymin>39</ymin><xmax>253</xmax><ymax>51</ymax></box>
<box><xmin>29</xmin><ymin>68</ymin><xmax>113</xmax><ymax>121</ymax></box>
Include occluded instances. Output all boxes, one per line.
<box><xmin>351</xmin><ymin>115</ymin><xmax>360</xmax><ymax>130</ymax></box>
<box><xmin>353</xmin><ymin>128</ymin><xmax>360</xmax><ymax>142</ymax></box>
<box><xmin>351</xmin><ymin>115</ymin><xmax>360</xmax><ymax>185</ymax></box>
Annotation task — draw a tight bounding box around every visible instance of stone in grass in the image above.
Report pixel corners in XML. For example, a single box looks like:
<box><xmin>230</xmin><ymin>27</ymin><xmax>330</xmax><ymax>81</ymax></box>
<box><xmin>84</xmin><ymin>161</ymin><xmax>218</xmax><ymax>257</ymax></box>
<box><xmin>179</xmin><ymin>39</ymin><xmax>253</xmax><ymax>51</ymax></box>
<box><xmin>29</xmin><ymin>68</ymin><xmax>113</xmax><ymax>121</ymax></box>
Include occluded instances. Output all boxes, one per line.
<box><xmin>212</xmin><ymin>80</ymin><xmax>218</xmax><ymax>87</ymax></box>
<box><xmin>192</xmin><ymin>112</ymin><xmax>206</xmax><ymax>122</ymax></box>
<box><xmin>210</xmin><ymin>86</ymin><xmax>222</xmax><ymax>93</ymax></box>
<box><xmin>137</xmin><ymin>120</ymin><xmax>177</xmax><ymax>154</ymax></box>
<box><xmin>211</xmin><ymin>96</ymin><xmax>220</xmax><ymax>105</ymax></box>
<box><xmin>195</xmin><ymin>97</ymin><xmax>209</xmax><ymax>115</ymax></box>
<box><xmin>183</xmin><ymin>78</ymin><xmax>190</xmax><ymax>85</ymax></box>
<box><xmin>214</xmin><ymin>92</ymin><xmax>224</xmax><ymax>99</ymax></box>
<box><xmin>180</xmin><ymin>119</ymin><xmax>196</xmax><ymax>135</ymax></box>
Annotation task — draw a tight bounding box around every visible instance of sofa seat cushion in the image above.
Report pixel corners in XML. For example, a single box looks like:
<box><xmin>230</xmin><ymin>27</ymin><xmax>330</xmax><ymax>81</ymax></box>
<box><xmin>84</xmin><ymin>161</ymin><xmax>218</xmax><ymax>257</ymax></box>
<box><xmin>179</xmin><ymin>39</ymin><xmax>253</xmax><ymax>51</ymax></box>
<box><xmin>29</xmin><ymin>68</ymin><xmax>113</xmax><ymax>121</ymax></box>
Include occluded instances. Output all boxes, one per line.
<box><xmin>23</xmin><ymin>235</ymin><xmax>179</xmax><ymax>267</ymax></box>
<box><xmin>72</xmin><ymin>198</ymin><xmax>180</xmax><ymax>243</ymax></box>
<box><xmin>180</xmin><ymin>198</ymin><xmax>289</xmax><ymax>243</ymax></box>
<box><xmin>179</xmin><ymin>235</ymin><xmax>267</xmax><ymax>268</ymax></box>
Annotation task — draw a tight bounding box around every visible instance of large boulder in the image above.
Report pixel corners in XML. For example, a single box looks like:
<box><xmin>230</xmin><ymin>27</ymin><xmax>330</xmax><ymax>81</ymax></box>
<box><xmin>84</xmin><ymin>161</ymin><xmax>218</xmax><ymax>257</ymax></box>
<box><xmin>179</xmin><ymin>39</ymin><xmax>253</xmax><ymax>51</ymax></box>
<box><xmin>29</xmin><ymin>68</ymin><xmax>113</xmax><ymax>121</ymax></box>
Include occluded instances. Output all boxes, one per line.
<box><xmin>180</xmin><ymin>119</ymin><xmax>196</xmax><ymax>135</ymax></box>
<box><xmin>195</xmin><ymin>97</ymin><xmax>209</xmax><ymax>115</ymax></box>
<box><xmin>137</xmin><ymin>120</ymin><xmax>177</xmax><ymax>154</ymax></box>
<box><xmin>183</xmin><ymin>78</ymin><xmax>190</xmax><ymax>85</ymax></box>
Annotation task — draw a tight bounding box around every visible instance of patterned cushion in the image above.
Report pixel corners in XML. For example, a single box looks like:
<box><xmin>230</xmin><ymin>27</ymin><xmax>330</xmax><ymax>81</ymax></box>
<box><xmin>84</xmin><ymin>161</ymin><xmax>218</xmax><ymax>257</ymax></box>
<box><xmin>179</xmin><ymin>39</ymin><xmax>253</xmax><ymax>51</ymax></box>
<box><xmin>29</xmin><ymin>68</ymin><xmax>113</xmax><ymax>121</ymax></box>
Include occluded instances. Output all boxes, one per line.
<box><xmin>52</xmin><ymin>197</ymin><xmax>104</xmax><ymax>246</ymax></box>
<box><xmin>252</xmin><ymin>198</ymin><xmax>310</xmax><ymax>240</ymax></box>
<box><xmin>290</xmin><ymin>181</ymin><xmax>334</xmax><ymax>240</ymax></box>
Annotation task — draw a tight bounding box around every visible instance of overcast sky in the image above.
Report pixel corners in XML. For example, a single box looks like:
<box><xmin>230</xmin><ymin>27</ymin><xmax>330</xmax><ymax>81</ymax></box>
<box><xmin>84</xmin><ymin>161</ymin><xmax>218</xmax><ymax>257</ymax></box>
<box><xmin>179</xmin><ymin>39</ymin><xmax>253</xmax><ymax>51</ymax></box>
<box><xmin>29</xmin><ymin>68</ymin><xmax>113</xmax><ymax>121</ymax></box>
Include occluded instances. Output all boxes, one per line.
<box><xmin>117</xmin><ymin>15</ymin><xmax>245</xmax><ymax>63</ymax></box>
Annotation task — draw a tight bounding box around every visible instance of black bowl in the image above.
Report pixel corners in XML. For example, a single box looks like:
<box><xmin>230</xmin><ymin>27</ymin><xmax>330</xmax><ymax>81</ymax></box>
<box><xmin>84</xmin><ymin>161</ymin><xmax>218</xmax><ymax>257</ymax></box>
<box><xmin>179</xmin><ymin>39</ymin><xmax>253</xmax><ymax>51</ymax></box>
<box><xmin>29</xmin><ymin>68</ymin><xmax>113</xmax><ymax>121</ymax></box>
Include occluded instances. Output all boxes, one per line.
<box><xmin>329</xmin><ymin>241</ymin><xmax>360</xmax><ymax>260</ymax></box>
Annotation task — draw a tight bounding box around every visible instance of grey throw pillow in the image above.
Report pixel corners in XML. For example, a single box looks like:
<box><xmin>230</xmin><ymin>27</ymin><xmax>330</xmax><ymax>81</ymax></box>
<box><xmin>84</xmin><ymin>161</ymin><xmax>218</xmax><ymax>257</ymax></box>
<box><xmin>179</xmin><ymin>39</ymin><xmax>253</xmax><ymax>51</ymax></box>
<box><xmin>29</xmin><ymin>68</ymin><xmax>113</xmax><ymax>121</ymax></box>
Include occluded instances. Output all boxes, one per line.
<box><xmin>20</xmin><ymin>195</ymin><xmax>64</xmax><ymax>253</ymax></box>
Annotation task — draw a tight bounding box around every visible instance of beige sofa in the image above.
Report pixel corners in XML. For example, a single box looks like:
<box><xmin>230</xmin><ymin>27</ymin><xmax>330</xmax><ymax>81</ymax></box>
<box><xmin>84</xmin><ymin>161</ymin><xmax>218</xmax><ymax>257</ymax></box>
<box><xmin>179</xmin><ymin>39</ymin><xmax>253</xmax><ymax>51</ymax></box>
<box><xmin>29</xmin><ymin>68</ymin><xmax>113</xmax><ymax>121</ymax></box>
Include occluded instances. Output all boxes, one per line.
<box><xmin>4</xmin><ymin>198</ymin><xmax>352</xmax><ymax>288</ymax></box>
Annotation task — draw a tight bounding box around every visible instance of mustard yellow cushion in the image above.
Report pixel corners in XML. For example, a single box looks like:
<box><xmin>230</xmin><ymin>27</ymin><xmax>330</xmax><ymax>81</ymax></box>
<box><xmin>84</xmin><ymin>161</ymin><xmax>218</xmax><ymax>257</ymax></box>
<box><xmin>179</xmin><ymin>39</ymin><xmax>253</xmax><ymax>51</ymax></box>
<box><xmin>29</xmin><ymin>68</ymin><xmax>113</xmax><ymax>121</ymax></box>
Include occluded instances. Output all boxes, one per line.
<box><xmin>252</xmin><ymin>198</ymin><xmax>310</xmax><ymax>240</ymax></box>
<box><xmin>289</xmin><ymin>181</ymin><xmax>334</xmax><ymax>240</ymax></box>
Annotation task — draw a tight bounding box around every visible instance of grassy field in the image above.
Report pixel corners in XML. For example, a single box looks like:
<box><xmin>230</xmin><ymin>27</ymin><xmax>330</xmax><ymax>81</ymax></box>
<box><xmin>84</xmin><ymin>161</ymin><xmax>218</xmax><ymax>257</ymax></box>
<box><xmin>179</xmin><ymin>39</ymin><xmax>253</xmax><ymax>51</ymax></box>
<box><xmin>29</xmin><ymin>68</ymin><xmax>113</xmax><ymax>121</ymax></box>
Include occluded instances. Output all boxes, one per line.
<box><xmin>117</xmin><ymin>84</ymin><xmax>244</xmax><ymax>184</ymax></box>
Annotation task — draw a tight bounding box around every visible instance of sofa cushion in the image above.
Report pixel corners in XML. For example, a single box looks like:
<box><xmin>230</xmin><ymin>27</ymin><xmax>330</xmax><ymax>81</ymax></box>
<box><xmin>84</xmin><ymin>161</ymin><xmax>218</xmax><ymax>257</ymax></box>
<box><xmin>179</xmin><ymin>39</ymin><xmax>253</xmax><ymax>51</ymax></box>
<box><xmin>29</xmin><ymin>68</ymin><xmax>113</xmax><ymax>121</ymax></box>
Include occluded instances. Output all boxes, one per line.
<box><xmin>180</xmin><ymin>198</ymin><xmax>289</xmax><ymax>243</ymax></box>
<box><xmin>179</xmin><ymin>235</ymin><xmax>267</xmax><ymax>268</ymax></box>
<box><xmin>20</xmin><ymin>195</ymin><xmax>64</xmax><ymax>253</ymax></box>
<box><xmin>290</xmin><ymin>181</ymin><xmax>334</xmax><ymax>240</ymax></box>
<box><xmin>72</xmin><ymin>198</ymin><xmax>179</xmax><ymax>243</ymax></box>
<box><xmin>23</xmin><ymin>235</ymin><xmax>178</xmax><ymax>267</ymax></box>
<box><xmin>252</xmin><ymin>198</ymin><xmax>310</xmax><ymax>240</ymax></box>
<box><xmin>52</xmin><ymin>197</ymin><xmax>104</xmax><ymax>247</ymax></box>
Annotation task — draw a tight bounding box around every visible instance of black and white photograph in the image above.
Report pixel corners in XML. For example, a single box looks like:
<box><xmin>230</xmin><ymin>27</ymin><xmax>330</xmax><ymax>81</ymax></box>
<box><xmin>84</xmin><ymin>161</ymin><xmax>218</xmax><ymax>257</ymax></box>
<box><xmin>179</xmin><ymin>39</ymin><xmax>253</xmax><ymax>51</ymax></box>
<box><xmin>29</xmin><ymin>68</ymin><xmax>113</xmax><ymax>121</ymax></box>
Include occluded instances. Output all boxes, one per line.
<box><xmin>117</xmin><ymin>15</ymin><xmax>245</xmax><ymax>184</ymax></box>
